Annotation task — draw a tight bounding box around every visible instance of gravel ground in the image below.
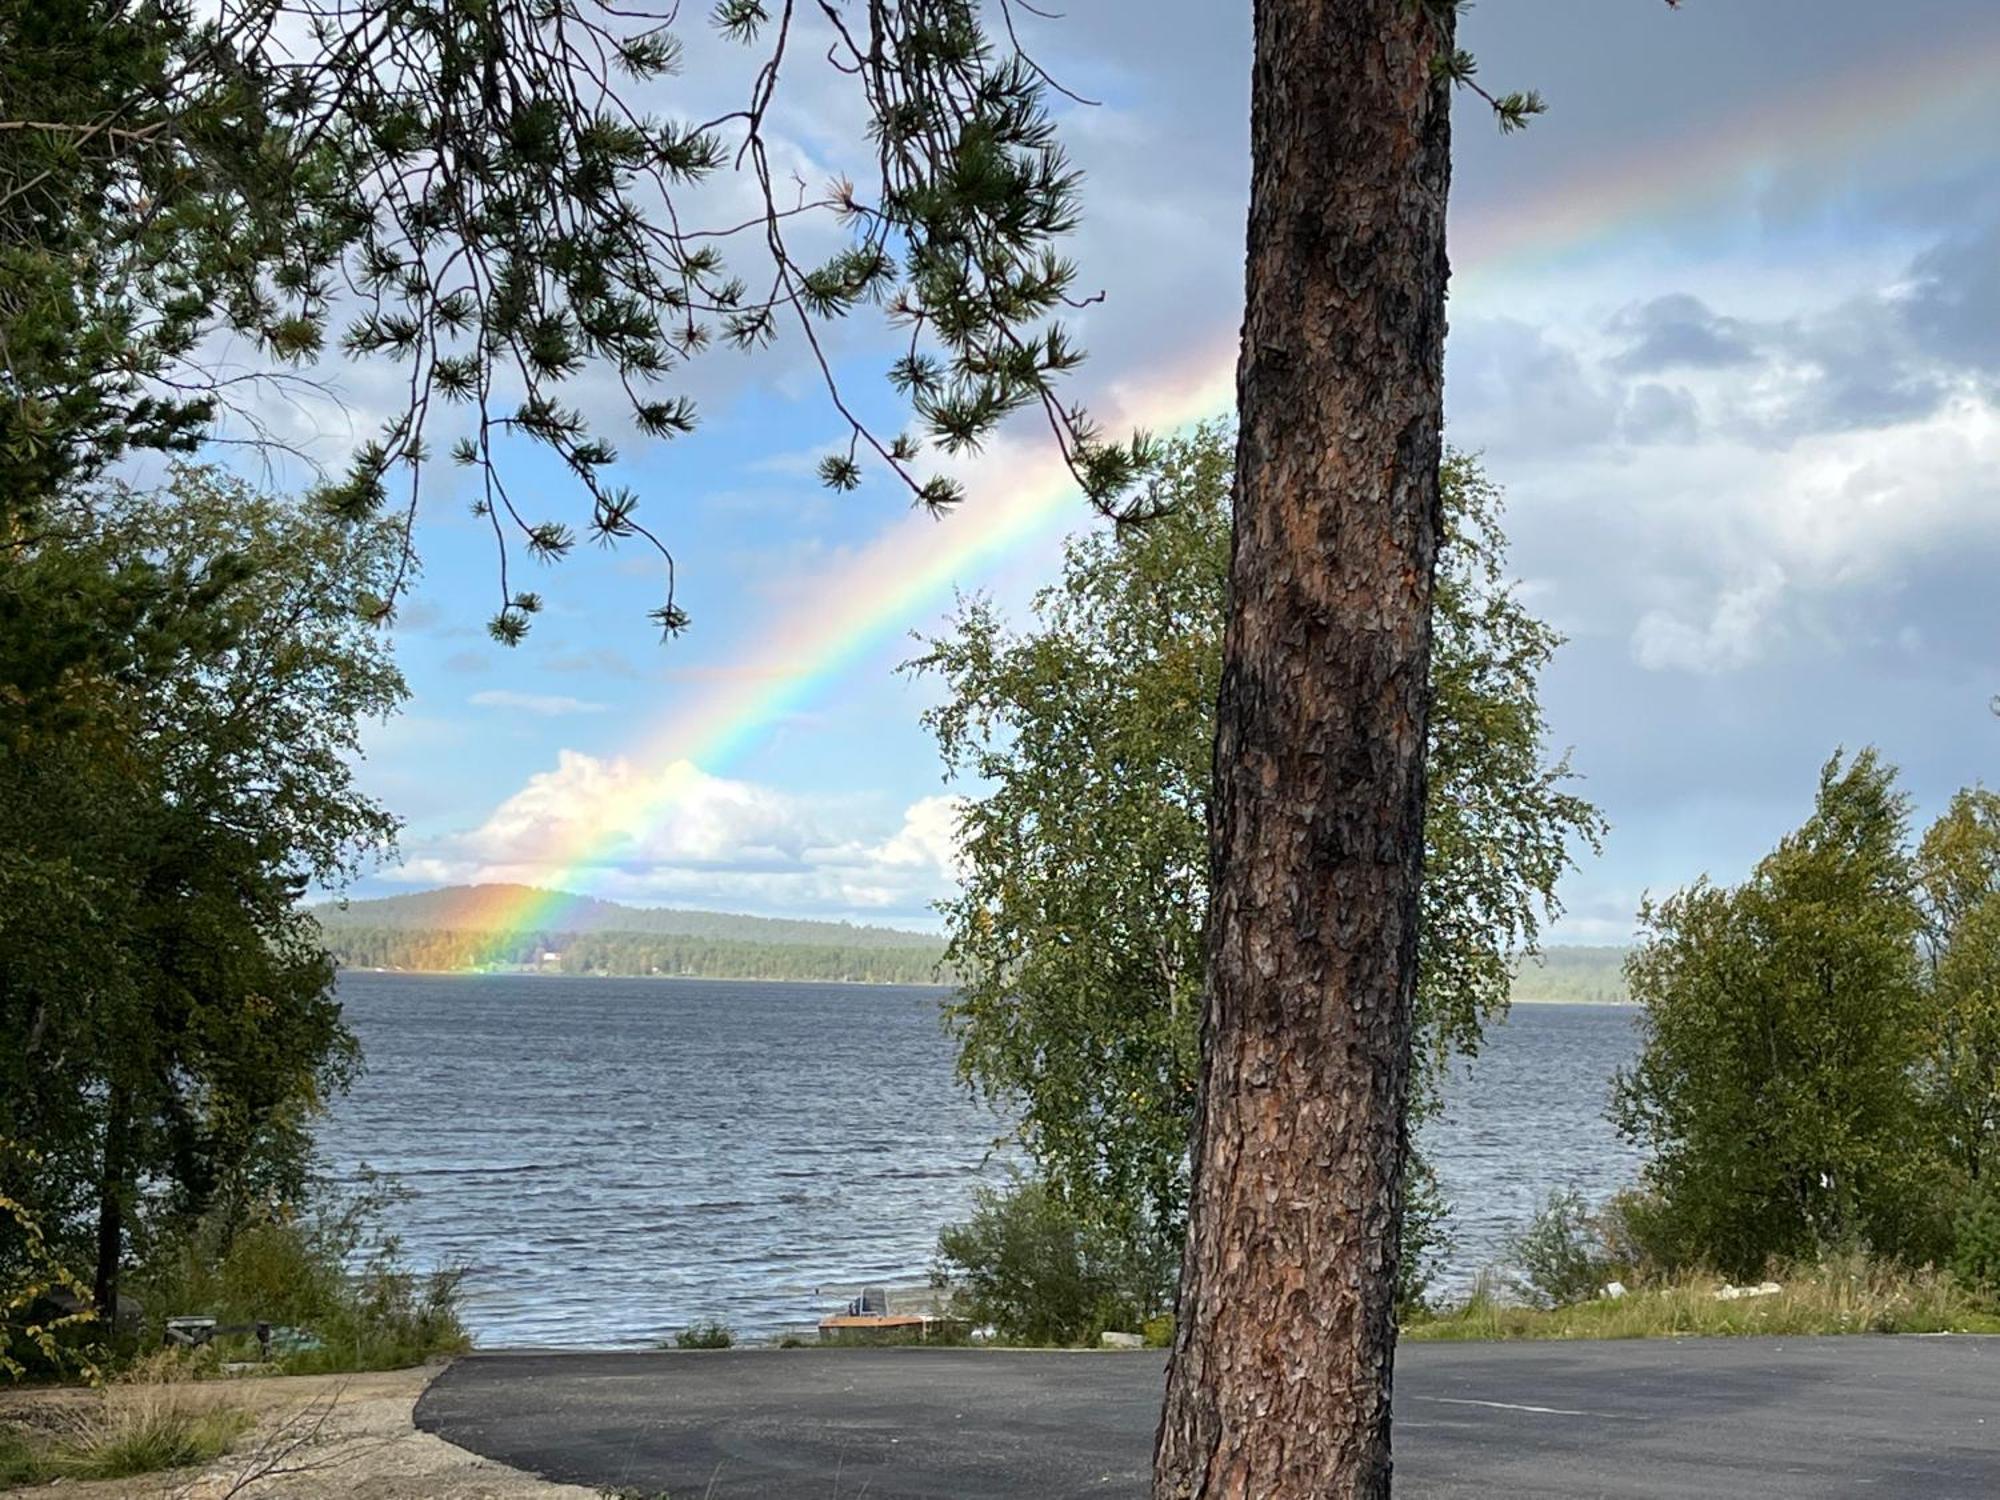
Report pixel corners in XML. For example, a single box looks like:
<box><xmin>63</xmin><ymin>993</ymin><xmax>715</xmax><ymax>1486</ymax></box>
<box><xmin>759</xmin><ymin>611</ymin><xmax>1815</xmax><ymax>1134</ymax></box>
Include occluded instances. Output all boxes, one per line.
<box><xmin>2</xmin><ymin>1367</ymin><xmax>596</xmax><ymax>1499</ymax></box>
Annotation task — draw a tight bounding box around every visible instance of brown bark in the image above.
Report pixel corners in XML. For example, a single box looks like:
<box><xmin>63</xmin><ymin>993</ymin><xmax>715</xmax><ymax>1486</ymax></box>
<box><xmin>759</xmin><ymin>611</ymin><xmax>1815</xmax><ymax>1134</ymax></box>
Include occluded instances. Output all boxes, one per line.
<box><xmin>1152</xmin><ymin>2</ymin><xmax>1454</xmax><ymax>1497</ymax></box>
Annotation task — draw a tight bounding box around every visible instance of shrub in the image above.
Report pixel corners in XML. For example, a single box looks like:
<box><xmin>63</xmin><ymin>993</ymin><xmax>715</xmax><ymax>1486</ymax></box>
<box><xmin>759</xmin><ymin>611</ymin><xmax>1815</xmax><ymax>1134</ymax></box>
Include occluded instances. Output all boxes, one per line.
<box><xmin>1507</xmin><ymin>1189</ymin><xmax>1626</xmax><ymax>1309</ymax></box>
<box><xmin>1951</xmin><ymin>1176</ymin><xmax>2000</xmax><ymax>1293</ymax></box>
<box><xmin>1593</xmin><ymin>1189</ymin><xmax>1677</xmax><ymax>1281</ymax></box>
<box><xmin>932</xmin><ymin>1179</ymin><xmax>1174</xmax><ymax>1347</ymax></box>
<box><xmin>132</xmin><ymin>1172</ymin><xmax>468</xmax><ymax>1374</ymax></box>
<box><xmin>1</xmin><ymin>1140</ymin><xmax>99</xmax><ymax>1382</ymax></box>
<box><xmin>673</xmin><ymin>1320</ymin><xmax>734</xmax><ymax>1350</ymax></box>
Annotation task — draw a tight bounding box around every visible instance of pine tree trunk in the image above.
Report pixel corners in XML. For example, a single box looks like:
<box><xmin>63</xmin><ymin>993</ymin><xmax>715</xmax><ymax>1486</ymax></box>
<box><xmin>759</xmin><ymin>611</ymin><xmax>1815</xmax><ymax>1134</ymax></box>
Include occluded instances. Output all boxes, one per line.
<box><xmin>1152</xmin><ymin>2</ymin><xmax>1454</xmax><ymax>1496</ymax></box>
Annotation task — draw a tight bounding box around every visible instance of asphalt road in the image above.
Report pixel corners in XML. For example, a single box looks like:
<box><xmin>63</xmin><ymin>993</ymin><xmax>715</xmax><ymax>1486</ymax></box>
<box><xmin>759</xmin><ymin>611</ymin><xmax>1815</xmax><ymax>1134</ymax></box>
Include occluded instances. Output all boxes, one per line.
<box><xmin>416</xmin><ymin>1338</ymin><xmax>2000</xmax><ymax>1499</ymax></box>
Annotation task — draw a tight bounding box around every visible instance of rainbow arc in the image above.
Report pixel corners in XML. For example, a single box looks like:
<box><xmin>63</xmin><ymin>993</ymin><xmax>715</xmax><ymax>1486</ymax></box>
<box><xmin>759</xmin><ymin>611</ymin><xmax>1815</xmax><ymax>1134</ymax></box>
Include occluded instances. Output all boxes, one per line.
<box><xmin>449</xmin><ymin>25</ymin><xmax>2000</xmax><ymax>952</ymax></box>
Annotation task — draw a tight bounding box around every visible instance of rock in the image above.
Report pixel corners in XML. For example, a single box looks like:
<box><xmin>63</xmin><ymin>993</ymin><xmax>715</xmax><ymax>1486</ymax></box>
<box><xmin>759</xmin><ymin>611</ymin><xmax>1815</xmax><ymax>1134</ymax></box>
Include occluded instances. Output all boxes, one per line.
<box><xmin>1602</xmin><ymin>1281</ymin><xmax>1628</xmax><ymax>1300</ymax></box>
<box><xmin>1100</xmin><ymin>1330</ymin><xmax>1145</xmax><ymax>1349</ymax></box>
<box><xmin>1715</xmin><ymin>1281</ymin><xmax>1782</xmax><ymax>1301</ymax></box>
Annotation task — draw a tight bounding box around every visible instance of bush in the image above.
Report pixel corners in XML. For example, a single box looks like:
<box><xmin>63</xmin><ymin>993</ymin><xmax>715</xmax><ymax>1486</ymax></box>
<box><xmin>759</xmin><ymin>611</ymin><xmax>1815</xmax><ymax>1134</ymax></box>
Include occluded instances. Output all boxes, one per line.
<box><xmin>1593</xmin><ymin>1189</ymin><xmax>1677</xmax><ymax>1280</ymax></box>
<box><xmin>1507</xmin><ymin>1189</ymin><xmax>1627</xmax><ymax>1309</ymax></box>
<box><xmin>672</xmin><ymin>1320</ymin><xmax>734</xmax><ymax>1350</ymax></box>
<box><xmin>932</xmin><ymin>1180</ymin><xmax>1174</xmax><ymax>1347</ymax></box>
<box><xmin>1951</xmin><ymin>1177</ymin><xmax>2000</xmax><ymax>1292</ymax></box>
<box><xmin>132</xmin><ymin>1172</ymin><xmax>468</xmax><ymax>1374</ymax></box>
<box><xmin>1</xmin><ymin>1140</ymin><xmax>99</xmax><ymax>1382</ymax></box>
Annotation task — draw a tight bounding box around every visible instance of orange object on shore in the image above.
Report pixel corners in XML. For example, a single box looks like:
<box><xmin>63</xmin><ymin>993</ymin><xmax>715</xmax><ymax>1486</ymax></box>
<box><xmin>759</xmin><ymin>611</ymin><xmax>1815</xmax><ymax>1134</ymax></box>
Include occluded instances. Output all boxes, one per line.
<box><xmin>817</xmin><ymin>1314</ymin><xmax>929</xmax><ymax>1332</ymax></box>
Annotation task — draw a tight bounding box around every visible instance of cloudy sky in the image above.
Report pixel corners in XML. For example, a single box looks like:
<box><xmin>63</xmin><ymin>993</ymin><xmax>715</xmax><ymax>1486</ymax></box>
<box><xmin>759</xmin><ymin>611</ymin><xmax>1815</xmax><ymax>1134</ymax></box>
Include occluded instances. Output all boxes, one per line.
<box><xmin>333</xmin><ymin>0</ymin><xmax>2000</xmax><ymax>938</ymax></box>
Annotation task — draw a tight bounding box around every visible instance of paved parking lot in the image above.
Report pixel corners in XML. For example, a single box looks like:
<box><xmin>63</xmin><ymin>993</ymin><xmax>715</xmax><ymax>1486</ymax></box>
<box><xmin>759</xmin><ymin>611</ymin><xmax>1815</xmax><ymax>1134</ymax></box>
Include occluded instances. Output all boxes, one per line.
<box><xmin>417</xmin><ymin>1336</ymin><xmax>2000</xmax><ymax>1499</ymax></box>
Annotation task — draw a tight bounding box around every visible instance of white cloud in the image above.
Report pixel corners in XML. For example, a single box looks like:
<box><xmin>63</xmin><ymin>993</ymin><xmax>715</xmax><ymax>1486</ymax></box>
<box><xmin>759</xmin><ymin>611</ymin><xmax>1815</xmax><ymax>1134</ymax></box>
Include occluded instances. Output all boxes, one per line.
<box><xmin>1631</xmin><ymin>563</ymin><xmax>1787</xmax><ymax>675</ymax></box>
<box><xmin>870</xmin><ymin>795</ymin><xmax>968</xmax><ymax>876</ymax></box>
<box><xmin>388</xmin><ymin>752</ymin><xmax>964</xmax><ymax>921</ymax></box>
<box><xmin>469</xmin><ymin>690</ymin><xmax>609</xmax><ymax>717</ymax></box>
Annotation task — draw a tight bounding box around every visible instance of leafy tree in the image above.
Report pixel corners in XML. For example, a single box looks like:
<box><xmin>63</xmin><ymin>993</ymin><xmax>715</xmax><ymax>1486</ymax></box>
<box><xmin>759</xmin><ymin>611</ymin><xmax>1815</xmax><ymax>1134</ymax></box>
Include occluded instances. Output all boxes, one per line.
<box><xmin>1915</xmin><ymin>788</ymin><xmax>2000</xmax><ymax>1184</ymax></box>
<box><xmin>1613</xmin><ymin>751</ymin><xmax>1942</xmax><ymax>1278</ymax></box>
<box><xmin>913</xmin><ymin>428</ymin><xmax>1602</xmax><ymax>1297</ymax></box>
<box><xmin>0</xmin><ymin>467</ymin><xmax>405</xmax><ymax>1321</ymax></box>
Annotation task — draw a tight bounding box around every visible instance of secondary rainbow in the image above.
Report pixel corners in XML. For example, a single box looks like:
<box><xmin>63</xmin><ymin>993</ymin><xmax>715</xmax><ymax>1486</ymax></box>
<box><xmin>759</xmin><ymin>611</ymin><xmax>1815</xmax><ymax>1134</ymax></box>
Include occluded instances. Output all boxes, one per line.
<box><xmin>457</xmin><ymin>22</ymin><xmax>2000</xmax><ymax>945</ymax></box>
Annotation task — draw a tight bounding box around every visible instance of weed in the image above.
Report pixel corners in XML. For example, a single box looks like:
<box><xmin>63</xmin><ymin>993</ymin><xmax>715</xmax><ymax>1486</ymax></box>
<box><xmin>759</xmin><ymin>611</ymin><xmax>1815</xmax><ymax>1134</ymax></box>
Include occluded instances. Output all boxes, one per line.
<box><xmin>672</xmin><ymin>1320</ymin><xmax>735</xmax><ymax>1350</ymax></box>
<box><xmin>1405</xmin><ymin>1254</ymin><xmax>2000</xmax><ymax>1342</ymax></box>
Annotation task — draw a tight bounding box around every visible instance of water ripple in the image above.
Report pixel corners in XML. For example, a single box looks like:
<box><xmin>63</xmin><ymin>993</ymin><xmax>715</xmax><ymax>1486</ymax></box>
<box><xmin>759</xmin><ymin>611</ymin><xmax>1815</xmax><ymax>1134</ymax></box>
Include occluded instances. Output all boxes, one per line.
<box><xmin>322</xmin><ymin>974</ymin><xmax>1643</xmax><ymax>1345</ymax></box>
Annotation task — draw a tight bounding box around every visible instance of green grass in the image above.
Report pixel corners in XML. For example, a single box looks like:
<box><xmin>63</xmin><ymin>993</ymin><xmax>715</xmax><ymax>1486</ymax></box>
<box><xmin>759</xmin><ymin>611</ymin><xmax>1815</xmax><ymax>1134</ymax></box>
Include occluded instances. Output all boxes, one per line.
<box><xmin>0</xmin><ymin>1428</ymin><xmax>40</xmax><ymax>1489</ymax></box>
<box><xmin>1405</xmin><ymin>1258</ymin><xmax>2000</xmax><ymax>1342</ymax></box>
<box><xmin>44</xmin><ymin>1407</ymin><xmax>249</xmax><ymax>1482</ymax></box>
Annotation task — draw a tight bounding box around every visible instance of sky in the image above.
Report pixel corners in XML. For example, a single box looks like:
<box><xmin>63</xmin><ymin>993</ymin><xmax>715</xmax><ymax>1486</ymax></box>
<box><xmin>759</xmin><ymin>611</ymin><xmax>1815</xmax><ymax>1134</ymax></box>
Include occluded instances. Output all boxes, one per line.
<box><xmin>316</xmin><ymin>0</ymin><xmax>2000</xmax><ymax>940</ymax></box>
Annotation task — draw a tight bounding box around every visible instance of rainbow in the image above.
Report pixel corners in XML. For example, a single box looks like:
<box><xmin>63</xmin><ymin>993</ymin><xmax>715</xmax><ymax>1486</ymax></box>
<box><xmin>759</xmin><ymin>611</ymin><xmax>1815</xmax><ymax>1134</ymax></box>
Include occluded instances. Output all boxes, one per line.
<box><xmin>1452</xmin><ymin>20</ymin><xmax>2000</xmax><ymax>285</ymax></box>
<box><xmin>438</xmin><ymin>20</ymin><xmax>2000</xmax><ymax>947</ymax></box>
<box><xmin>456</xmin><ymin>343</ymin><xmax>1237</xmax><ymax>949</ymax></box>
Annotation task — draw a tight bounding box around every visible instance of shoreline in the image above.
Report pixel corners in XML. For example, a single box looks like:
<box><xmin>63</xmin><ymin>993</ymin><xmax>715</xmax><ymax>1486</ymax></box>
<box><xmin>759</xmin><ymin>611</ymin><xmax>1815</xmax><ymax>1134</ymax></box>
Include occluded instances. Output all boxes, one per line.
<box><xmin>338</xmin><ymin>967</ymin><xmax>1633</xmax><ymax>1004</ymax></box>
<box><xmin>338</xmin><ymin>965</ymin><xmax>953</xmax><ymax>988</ymax></box>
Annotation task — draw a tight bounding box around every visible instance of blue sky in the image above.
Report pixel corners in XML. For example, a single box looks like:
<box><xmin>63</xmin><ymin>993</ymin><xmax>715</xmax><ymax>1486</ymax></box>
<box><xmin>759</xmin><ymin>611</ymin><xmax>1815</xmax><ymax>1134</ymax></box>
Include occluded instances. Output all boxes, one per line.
<box><xmin>311</xmin><ymin>0</ymin><xmax>2000</xmax><ymax>938</ymax></box>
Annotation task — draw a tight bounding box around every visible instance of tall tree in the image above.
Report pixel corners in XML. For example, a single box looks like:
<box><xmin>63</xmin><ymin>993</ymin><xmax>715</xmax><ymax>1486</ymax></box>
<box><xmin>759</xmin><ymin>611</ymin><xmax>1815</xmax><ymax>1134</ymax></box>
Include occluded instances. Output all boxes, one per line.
<box><xmin>914</xmin><ymin>431</ymin><xmax>1600</xmax><ymax>1291</ymax></box>
<box><xmin>0</xmin><ymin>467</ymin><xmax>405</xmax><ymax>1318</ymax></box>
<box><xmin>1915</xmin><ymin>789</ymin><xmax>2000</xmax><ymax>1185</ymax></box>
<box><xmin>8</xmin><ymin>1</ymin><xmax>1653</xmax><ymax>1475</ymax></box>
<box><xmin>1151</xmin><ymin>5</ymin><xmax>1453</xmax><ymax>1494</ymax></box>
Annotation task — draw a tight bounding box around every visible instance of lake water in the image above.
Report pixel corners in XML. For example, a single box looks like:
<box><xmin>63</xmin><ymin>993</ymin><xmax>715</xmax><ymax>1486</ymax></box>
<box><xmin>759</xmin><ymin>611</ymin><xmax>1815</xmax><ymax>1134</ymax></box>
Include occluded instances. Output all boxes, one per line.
<box><xmin>321</xmin><ymin>972</ymin><xmax>1646</xmax><ymax>1347</ymax></box>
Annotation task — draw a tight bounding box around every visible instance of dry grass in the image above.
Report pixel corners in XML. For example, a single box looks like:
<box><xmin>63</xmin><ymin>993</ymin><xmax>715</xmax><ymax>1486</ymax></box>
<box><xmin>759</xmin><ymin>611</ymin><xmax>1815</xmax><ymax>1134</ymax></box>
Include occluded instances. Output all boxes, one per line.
<box><xmin>2</xmin><ymin>1367</ymin><xmax>598</xmax><ymax>1498</ymax></box>
<box><xmin>1</xmin><ymin>1354</ymin><xmax>250</xmax><ymax>1489</ymax></box>
<box><xmin>1406</xmin><ymin>1254</ymin><xmax>2000</xmax><ymax>1342</ymax></box>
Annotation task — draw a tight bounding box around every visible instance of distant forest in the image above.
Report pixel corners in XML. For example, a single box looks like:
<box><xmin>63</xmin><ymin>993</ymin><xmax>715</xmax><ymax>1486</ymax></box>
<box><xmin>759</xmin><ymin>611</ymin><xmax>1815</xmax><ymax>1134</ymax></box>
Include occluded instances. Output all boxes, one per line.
<box><xmin>312</xmin><ymin>886</ymin><xmax>951</xmax><ymax>984</ymax></box>
<box><xmin>314</xmin><ymin>884</ymin><xmax>944</xmax><ymax>946</ymax></box>
<box><xmin>313</xmin><ymin>887</ymin><xmax>1628</xmax><ymax>997</ymax></box>
<box><xmin>1510</xmin><ymin>945</ymin><xmax>1631</xmax><ymax>1004</ymax></box>
<box><xmin>321</xmin><ymin>927</ymin><xmax>950</xmax><ymax>985</ymax></box>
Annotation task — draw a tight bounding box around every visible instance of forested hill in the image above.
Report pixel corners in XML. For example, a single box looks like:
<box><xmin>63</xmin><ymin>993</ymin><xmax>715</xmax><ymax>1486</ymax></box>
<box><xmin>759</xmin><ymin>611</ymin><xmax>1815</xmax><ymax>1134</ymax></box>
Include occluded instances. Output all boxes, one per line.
<box><xmin>310</xmin><ymin>886</ymin><xmax>950</xmax><ymax>985</ymax></box>
<box><xmin>1510</xmin><ymin>945</ymin><xmax>1631</xmax><ymax>1004</ymax></box>
<box><xmin>311</xmin><ymin>887</ymin><xmax>1628</xmax><ymax>995</ymax></box>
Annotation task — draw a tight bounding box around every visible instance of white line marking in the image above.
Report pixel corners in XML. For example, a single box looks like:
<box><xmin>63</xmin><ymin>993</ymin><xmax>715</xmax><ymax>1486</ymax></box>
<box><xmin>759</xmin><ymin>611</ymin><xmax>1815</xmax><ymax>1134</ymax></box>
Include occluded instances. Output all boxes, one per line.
<box><xmin>1410</xmin><ymin>1396</ymin><xmax>1644</xmax><ymax>1421</ymax></box>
